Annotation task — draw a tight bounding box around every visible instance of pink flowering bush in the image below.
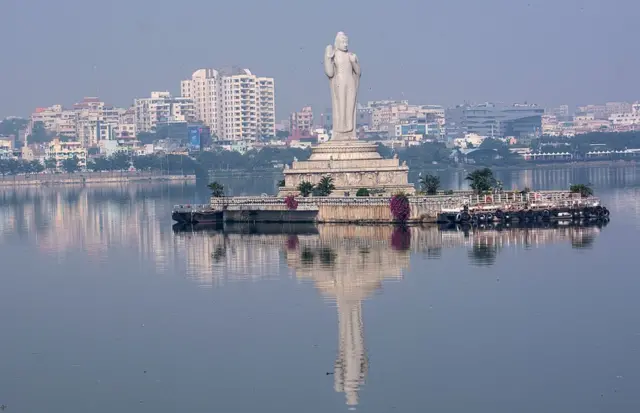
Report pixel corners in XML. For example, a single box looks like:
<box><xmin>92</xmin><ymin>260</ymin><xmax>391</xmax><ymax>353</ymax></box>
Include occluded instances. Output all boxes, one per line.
<box><xmin>285</xmin><ymin>195</ymin><xmax>298</xmax><ymax>210</ymax></box>
<box><xmin>389</xmin><ymin>193</ymin><xmax>410</xmax><ymax>222</ymax></box>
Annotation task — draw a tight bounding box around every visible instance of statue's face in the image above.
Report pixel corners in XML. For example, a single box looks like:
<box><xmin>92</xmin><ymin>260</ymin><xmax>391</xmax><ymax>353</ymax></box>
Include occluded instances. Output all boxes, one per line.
<box><xmin>335</xmin><ymin>33</ymin><xmax>348</xmax><ymax>51</ymax></box>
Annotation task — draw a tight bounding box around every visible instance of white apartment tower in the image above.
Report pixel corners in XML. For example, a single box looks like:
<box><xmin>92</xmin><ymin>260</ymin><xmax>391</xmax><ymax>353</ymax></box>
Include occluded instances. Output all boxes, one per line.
<box><xmin>181</xmin><ymin>67</ymin><xmax>275</xmax><ymax>141</ymax></box>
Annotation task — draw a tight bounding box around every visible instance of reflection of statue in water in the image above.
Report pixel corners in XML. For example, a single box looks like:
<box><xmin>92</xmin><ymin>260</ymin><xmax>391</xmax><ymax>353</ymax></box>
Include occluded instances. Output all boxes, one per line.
<box><xmin>334</xmin><ymin>295</ymin><xmax>368</xmax><ymax>407</ymax></box>
<box><xmin>285</xmin><ymin>226</ymin><xmax>410</xmax><ymax>407</ymax></box>
<box><xmin>324</xmin><ymin>32</ymin><xmax>361</xmax><ymax>140</ymax></box>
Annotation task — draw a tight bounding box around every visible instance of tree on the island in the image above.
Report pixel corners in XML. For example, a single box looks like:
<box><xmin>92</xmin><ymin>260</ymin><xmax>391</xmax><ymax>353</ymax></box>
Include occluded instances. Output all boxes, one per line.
<box><xmin>277</xmin><ymin>179</ymin><xmax>285</xmax><ymax>187</ymax></box>
<box><xmin>315</xmin><ymin>176</ymin><xmax>335</xmax><ymax>196</ymax></box>
<box><xmin>465</xmin><ymin>168</ymin><xmax>496</xmax><ymax>194</ymax></box>
<box><xmin>419</xmin><ymin>173</ymin><xmax>440</xmax><ymax>195</ymax></box>
<box><xmin>62</xmin><ymin>156</ymin><xmax>80</xmax><ymax>173</ymax></box>
<box><xmin>44</xmin><ymin>158</ymin><xmax>57</xmax><ymax>172</ymax></box>
<box><xmin>207</xmin><ymin>181</ymin><xmax>225</xmax><ymax>197</ymax></box>
<box><xmin>297</xmin><ymin>181</ymin><xmax>314</xmax><ymax>197</ymax></box>
<box><xmin>356</xmin><ymin>188</ymin><xmax>370</xmax><ymax>196</ymax></box>
<box><xmin>570</xmin><ymin>183</ymin><xmax>593</xmax><ymax>198</ymax></box>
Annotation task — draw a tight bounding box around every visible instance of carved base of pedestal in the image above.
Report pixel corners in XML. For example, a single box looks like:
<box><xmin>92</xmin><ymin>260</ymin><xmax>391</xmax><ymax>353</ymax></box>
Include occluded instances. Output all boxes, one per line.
<box><xmin>278</xmin><ymin>184</ymin><xmax>415</xmax><ymax>197</ymax></box>
<box><xmin>279</xmin><ymin>141</ymin><xmax>415</xmax><ymax>197</ymax></box>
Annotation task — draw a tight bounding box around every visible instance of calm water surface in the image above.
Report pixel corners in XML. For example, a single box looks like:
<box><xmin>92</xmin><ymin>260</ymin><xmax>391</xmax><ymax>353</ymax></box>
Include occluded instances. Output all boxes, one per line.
<box><xmin>1</xmin><ymin>165</ymin><xmax>640</xmax><ymax>412</ymax></box>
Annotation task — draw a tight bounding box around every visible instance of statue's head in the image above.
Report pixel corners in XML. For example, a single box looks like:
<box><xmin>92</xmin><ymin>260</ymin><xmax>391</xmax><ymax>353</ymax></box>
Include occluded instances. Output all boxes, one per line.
<box><xmin>334</xmin><ymin>32</ymin><xmax>348</xmax><ymax>52</ymax></box>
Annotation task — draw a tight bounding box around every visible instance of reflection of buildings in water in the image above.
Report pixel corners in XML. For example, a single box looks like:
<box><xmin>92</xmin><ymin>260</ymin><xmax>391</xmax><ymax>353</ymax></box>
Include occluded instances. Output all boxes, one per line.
<box><xmin>286</xmin><ymin>225</ymin><xmax>410</xmax><ymax>407</ymax></box>
<box><xmin>446</xmin><ymin>165</ymin><xmax>639</xmax><ymax>193</ymax></box>
<box><xmin>0</xmin><ymin>185</ymin><xmax>179</xmax><ymax>270</ymax></box>
<box><xmin>174</xmin><ymin>232</ymin><xmax>284</xmax><ymax>286</ymax></box>
<box><xmin>607</xmin><ymin>187</ymin><xmax>640</xmax><ymax>229</ymax></box>
<box><xmin>412</xmin><ymin>223</ymin><xmax>604</xmax><ymax>251</ymax></box>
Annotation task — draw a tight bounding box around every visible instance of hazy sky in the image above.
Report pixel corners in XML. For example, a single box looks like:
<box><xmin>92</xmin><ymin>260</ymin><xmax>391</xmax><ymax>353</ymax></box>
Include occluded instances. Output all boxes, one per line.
<box><xmin>2</xmin><ymin>0</ymin><xmax>639</xmax><ymax>119</ymax></box>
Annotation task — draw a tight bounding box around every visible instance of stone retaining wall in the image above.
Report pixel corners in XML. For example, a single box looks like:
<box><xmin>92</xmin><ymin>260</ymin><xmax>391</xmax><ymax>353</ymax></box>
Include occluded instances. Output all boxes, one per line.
<box><xmin>209</xmin><ymin>191</ymin><xmax>577</xmax><ymax>224</ymax></box>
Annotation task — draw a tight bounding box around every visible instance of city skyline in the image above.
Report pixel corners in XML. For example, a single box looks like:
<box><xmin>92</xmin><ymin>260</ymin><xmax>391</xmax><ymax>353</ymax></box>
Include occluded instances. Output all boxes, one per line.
<box><xmin>3</xmin><ymin>0</ymin><xmax>640</xmax><ymax>120</ymax></box>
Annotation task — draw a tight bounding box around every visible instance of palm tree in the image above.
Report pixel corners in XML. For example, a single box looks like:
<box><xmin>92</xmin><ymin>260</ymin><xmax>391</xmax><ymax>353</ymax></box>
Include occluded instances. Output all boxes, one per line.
<box><xmin>569</xmin><ymin>183</ymin><xmax>593</xmax><ymax>198</ymax></box>
<box><xmin>207</xmin><ymin>181</ymin><xmax>225</xmax><ymax>197</ymax></box>
<box><xmin>315</xmin><ymin>176</ymin><xmax>335</xmax><ymax>196</ymax></box>
<box><xmin>297</xmin><ymin>181</ymin><xmax>314</xmax><ymax>197</ymax></box>
<box><xmin>465</xmin><ymin>168</ymin><xmax>496</xmax><ymax>194</ymax></box>
<box><xmin>419</xmin><ymin>173</ymin><xmax>440</xmax><ymax>195</ymax></box>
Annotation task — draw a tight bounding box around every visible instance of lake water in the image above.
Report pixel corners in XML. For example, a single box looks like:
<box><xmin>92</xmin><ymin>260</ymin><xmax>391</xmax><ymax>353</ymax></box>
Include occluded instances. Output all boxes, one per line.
<box><xmin>1</xmin><ymin>165</ymin><xmax>640</xmax><ymax>412</ymax></box>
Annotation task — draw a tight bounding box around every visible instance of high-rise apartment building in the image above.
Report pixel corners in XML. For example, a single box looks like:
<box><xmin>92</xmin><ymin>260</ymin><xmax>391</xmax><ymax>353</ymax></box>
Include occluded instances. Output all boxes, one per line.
<box><xmin>134</xmin><ymin>91</ymin><xmax>195</xmax><ymax>133</ymax></box>
<box><xmin>181</xmin><ymin>67</ymin><xmax>275</xmax><ymax>141</ymax></box>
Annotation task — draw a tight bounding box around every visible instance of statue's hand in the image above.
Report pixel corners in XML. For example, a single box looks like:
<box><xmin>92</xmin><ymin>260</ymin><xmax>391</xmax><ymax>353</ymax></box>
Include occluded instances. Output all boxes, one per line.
<box><xmin>325</xmin><ymin>45</ymin><xmax>334</xmax><ymax>58</ymax></box>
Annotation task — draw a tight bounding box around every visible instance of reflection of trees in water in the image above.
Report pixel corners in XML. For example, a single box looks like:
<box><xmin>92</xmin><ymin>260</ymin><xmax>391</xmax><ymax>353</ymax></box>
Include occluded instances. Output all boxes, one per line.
<box><xmin>571</xmin><ymin>234</ymin><xmax>596</xmax><ymax>249</ymax></box>
<box><xmin>211</xmin><ymin>246</ymin><xmax>226</xmax><ymax>262</ymax></box>
<box><xmin>468</xmin><ymin>244</ymin><xmax>499</xmax><ymax>267</ymax></box>
<box><xmin>300</xmin><ymin>246</ymin><xmax>315</xmax><ymax>266</ymax></box>
<box><xmin>425</xmin><ymin>247</ymin><xmax>442</xmax><ymax>259</ymax></box>
<box><xmin>318</xmin><ymin>247</ymin><xmax>337</xmax><ymax>267</ymax></box>
<box><xmin>298</xmin><ymin>246</ymin><xmax>338</xmax><ymax>267</ymax></box>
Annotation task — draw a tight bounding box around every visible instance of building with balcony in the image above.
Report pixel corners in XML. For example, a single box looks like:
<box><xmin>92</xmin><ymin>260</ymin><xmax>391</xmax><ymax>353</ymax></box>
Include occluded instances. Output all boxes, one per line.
<box><xmin>46</xmin><ymin>138</ymin><xmax>87</xmax><ymax>169</ymax></box>
<box><xmin>289</xmin><ymin>106</ymin><xmax>313</xmax><ymax>135</ymax></box>
<box><xmin>31</xmin><ymin>98</ymin><xmax>128</xmax><ymax>146</ymax></box>
<box><xmin>134</xmin><ymin>91</ymin><xmax>195</xmax><ymax>133</ymax></box>
<box><xmin>181</xmin><ymin>67</ymin><xmax>275</xmax><ymax>142</ymax></box>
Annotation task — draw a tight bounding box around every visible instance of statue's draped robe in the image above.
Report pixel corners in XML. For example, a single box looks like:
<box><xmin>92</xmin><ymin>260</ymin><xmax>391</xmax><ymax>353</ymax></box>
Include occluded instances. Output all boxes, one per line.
<box><xmin>327</xmin><ymin>50</ymin><xmax>359</xmax><ymax>139</ymax></box>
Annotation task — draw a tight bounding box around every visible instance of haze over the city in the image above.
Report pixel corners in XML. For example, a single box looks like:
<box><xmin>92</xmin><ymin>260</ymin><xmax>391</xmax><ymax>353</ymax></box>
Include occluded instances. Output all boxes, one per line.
<box><xmin>2</xmin><ymin>0</ymin><xmax>640</xmax><ymax>119</ymax></box>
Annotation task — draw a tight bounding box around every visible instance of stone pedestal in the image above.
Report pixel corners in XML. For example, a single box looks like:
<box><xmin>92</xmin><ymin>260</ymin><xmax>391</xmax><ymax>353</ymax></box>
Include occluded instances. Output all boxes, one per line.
<box><xmin>278</xmin><ymin>140</ymin><xmax>415</xmax><ymax>197</ymax></box>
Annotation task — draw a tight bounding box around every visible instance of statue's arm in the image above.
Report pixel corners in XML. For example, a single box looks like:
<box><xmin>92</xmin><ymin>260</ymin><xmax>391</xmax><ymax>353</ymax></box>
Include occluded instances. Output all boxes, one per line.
<box><xmin>324</xmin><ymin>45</ymin><xmax>335</xmax><ymax>78</ymax></box>
<box><xmin>350</xmin><ymin>53</ymin><xmax>361</xmax><ymax>77</ymax></box>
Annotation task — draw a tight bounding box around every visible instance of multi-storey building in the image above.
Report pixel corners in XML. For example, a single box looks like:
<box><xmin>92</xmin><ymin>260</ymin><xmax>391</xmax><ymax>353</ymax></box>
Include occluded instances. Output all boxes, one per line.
<box><xmin>576</xmin><ymin>104</ymin><xmax>608</xmax><ymax>120</ymax></box>
<box><xmin>181</xmin><ymin>67</ymin><xmax>275</xmax><ymax>141</ymax></box>
<box><xmin>605</xmin><ymin>102</ymin><xmax>632</xmax><ymax>116</ymax></box>
<box><xmin>134</xmin><ymin>91</ymin><xmax>195</xmax><ymax>133</ymax></box>
<box><xmin>31</xmin><ymin>104</ymin><xmax>65</xmax><ymax>131</ymax></box>
<box><xmin>181</xmin><ymin>69</ymin><xmax>221</xmax><ymax>132</ymax></box>
<box><xmin>115</xmin><ymin>108</ymin><xmax>137</xmax><ymax>140</ymax></box>
<box><xmin>46</xmin><ymin>138</ymin><xmax>87</xmax><ymax>168</ymax></box>
<box><xmin>74</xmin><ymin>98</ymin><xmax>125</xmax><ymax>147</ymax></box>
<box><xmin>369</xmin><ymin>101</ymin><xmax>444</xmax><ymax>130</ymax></box>
<box><xmin>462</xmin><ymin>103</ymin><xmax>543</xmax><ymax>139</ymax></box>
<box><xmin>257</xmin><ymin>76</ymin><xmax>276</xmax><ymax>139</ymax></box>
<box><xmin>31</xmin><ymin>98</ymin><xmax>128</xmax><ymax>146</ymax></box>
<box><xmin>547</xmin><ymin>105</ymin><xmax>570</xmax><ymax>119</ymax></box>
<box><xmin>289</xmin><ymin>106</ymin><xmax>313</xmax><ymax>135</ymax></box>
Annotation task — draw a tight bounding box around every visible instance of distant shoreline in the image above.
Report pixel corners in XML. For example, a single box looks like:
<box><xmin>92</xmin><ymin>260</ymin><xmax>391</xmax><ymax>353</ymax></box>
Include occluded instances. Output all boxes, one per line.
<box><xmin>0</xmin><ymin>172</ymin><xmax>196</xmax><ymax>187</ymax></box>
<box><xmin>443</xmin><ymin>159</ymin><xmax>638</xmax><ymax>172</ymax></box>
